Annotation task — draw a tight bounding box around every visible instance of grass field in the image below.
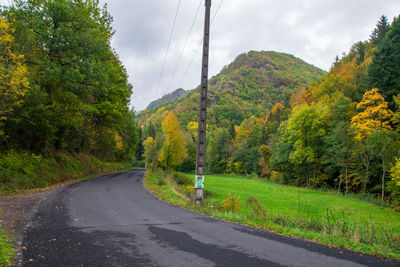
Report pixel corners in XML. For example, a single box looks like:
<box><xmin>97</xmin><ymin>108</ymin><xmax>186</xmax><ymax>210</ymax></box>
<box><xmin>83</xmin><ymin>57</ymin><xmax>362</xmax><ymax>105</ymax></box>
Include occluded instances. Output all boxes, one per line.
<box><xmin>145</xmin><ymin>171</ymin><xmax>400</xmax><ymax>260</ymax></box>
<box><xmin>206</xmin><ymin>175</ymin><xmax>400</xmax><ymax>232</ymax></box>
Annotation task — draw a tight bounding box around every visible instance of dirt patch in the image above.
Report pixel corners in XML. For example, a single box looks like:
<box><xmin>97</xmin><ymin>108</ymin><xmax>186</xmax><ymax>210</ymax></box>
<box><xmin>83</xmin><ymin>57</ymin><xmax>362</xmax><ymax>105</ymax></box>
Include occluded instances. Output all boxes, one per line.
<box><xmin>0</xmin><ymin>192</ymin><xmax>51</xmax><ymax>237</ymax></box>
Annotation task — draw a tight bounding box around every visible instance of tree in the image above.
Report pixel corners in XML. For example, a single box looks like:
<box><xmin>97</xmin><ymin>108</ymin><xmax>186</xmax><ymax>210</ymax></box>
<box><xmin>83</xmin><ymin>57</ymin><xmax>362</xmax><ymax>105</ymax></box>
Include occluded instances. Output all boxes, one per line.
<box><xmin>286</xmin><ymin>103</ymin><xmax>329</xmax><ymax>187</ymax></box>
<box><xmin>143</xmin><ymin>137</ymin><xmax>155</xmax><ymax>169</ymax></box>
<box><xmin>0</xmin><ymin>17</ymin><xmax>29</xmax><ymax>140</ymax></box>
<box><xmin>323</xmin><ymin>96</ymin><xmax>355</xmax><ymax>193</ymax></box>
<box><xmin>369</xmin><ymin>17</ymin><xmax>400</xmax><ymax>107</ymax></box>
<box><xmin>144</xmin><ymin>121</ymin><xmax>158</xmax><ymax>171</ymax></box>
<box><xmin>391</xmin><ymin>158</ymin><xmax>400</xmax><ymax>186</ymax></box>
<box><xmin>351</xmin><ymin>88</ymin><xmax>393</xmax><ymax>140</ymax></box>
<box><xmin>351</xmin><ymin>88</ymin><xmax>393</xmax><ymax>193</ymax></box>
<box><xmin>158</xmin><ymin>111</ymin><xmax>187</xmax><ymax>170</ymax></box>
<box><xmin>3</xmin><ymin>0</ymin><xmax>136</xmax><ymax>160</ymax></box>
<box><xmin>370</xmin><ymin>15</ymin><xmax>390</xmax><ymax>45</ymax></box>
<box><xmin>367</xmin><ymin>130</ymin><xmax>399</xmax><ymax>203</ymax></box>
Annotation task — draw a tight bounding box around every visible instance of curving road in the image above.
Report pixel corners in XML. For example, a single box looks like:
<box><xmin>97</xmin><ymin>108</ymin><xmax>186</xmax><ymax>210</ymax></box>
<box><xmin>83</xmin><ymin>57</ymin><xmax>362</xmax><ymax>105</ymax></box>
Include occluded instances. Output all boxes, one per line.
<box><xmin>22</xmin><ymin>169</ymin><xmax>398</xmax><ymax>266</ymax></box>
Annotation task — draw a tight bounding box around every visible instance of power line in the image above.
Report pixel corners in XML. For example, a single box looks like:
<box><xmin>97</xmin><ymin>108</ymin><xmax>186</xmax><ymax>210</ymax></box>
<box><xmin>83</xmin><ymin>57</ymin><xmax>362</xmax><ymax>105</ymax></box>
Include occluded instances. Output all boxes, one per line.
<box><xmin>165</xmin><ymin>0</ymin><xmax>203</xmax><ymax>93</ymax></box>
<box><xmin>155</xmin><ymin>0</ymin><xmax>182</xmax><ymax>99</ymax></box>
<box><xmin>178</xmin><ymin>0</ymin><xmax>224</xmax><ymax>89</ymax></box>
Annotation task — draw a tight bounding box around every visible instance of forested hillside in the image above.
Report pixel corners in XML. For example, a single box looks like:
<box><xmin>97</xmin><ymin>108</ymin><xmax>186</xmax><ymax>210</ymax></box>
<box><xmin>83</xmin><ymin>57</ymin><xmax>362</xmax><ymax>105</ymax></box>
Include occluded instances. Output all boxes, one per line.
<box><xmin>0</xmin><ymin>0</ymin><xmax>138</xmax><ymax>191</ymax></box>
<box><xmin>139</xmin><ymin>15</ymin><xmax>400</xmax><ymax>206</ymax></box>
<box><xmin>137</xmin><ymin>51</ymin><xmax>325</xmax><ymax>175</ymax></box>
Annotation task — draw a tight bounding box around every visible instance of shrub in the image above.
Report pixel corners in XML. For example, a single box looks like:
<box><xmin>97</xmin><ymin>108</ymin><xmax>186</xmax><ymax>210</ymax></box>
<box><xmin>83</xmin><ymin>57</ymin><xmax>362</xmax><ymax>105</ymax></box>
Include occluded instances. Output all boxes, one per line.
<box><xmin>172</xmin><ymin>172</ymin><xmax>192</xmax><ymax>186</ymax></box>
<box><xmin>222</xmin><ymin>193</ymin><xmax>241</xmax><ymax>213</ymax></box>
<box><xmin>246</xmin><ymin>196</ymin><xmax>267</xmax><ymax>220</ymax></box>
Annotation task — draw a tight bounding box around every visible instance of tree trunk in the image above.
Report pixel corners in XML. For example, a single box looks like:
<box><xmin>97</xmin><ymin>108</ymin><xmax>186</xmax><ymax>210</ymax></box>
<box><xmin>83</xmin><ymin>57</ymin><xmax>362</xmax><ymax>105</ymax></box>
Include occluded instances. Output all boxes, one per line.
<box><xmin>345</xmin><ymin>164</ymin><xmax>348</xmax><ymax>194</ymax></box>
<box><xmin>145</xmin><ymin>146</ymin><xmax>148</xmax><ymax>169</ymax></box>
<box><xmin>382</xmin><ymin>158</ymin><xmax>385</xmax><ymax>203</ymax></box>
<box><xmin>152</xmin><ymin>140</ymin><xmax>155</xmax><ymax>171</ymax></box>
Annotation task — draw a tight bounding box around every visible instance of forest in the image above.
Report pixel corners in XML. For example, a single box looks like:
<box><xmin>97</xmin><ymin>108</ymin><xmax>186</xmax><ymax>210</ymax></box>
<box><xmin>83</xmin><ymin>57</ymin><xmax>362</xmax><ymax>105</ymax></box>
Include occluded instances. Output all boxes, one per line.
<box><xmin>0</xmin><ymin>0</ymin><xmax>138</xmax><ymax>191</ymax></box>
<box><xmin>138</xmin><ymin>15</ymin><xmax>400</xmax><ymax>206</ymax></box>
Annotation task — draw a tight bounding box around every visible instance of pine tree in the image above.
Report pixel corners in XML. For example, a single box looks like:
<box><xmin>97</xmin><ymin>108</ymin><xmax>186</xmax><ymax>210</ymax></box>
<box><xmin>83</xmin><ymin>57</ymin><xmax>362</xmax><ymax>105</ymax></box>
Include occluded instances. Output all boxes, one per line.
<box><xmin>369</xmin><ymin>17</ymin><xmax>400</xmax><ymax>107</ymax></box>
<box><xmin>370</xmin><ymin>15</ymin><xmax>390</xmax><ymax>45</ymax></box>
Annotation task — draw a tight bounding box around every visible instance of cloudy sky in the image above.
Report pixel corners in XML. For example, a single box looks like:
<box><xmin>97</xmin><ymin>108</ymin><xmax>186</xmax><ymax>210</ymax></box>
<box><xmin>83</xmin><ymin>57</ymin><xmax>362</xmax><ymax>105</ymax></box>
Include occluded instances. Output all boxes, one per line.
<box><xmin>2</xmin><ymin>0</ymin><xmax>400</xmax><ymax>111</ymax></box>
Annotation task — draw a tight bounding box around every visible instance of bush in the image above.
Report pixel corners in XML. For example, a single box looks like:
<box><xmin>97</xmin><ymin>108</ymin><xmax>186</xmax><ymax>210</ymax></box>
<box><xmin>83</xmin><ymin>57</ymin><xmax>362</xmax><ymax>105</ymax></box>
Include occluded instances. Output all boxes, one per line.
<box><xmin>172</xmin><ymin>172</ymin><xmax>192</xmax><ymax>186</ymax></box>
<box><xmin>222</xmin><ymin>193</ymin><xmax>241</xmax><ymax>213</ymax></box>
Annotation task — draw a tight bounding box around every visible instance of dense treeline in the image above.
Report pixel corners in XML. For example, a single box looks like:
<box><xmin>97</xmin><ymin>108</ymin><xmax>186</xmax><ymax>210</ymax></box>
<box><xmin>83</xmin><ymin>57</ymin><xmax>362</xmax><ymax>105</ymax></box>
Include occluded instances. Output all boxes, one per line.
<box><xmin>139</xmin><ymin>15</ymin><xmax>400</xmax><ymax>206</ymax></box>
<box><xmin>0</xmin><ymin>0</ymin><xmax>137</xmax><ymax>190</ymax></box>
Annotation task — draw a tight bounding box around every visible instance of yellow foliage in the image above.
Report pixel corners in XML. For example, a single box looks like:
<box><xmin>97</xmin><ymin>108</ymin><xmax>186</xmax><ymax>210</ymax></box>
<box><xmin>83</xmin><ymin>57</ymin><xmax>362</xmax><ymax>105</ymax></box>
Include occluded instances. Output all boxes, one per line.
<box><xmin>114</xmin><ymin>132</ymin><xmax>123</xmax><ymax>150</ymax></box>
<box><xmin>143</xmin><ymin>136</ymin><xmax>154</xmax><ymax>149</ymax></box>
<box><xmin>391</xmin><ymin>158</ymin><xmax>400</xmax><ymax>186</ymax></box>
<box><xmin>223</xmin><ymin>193</ymin><xmax>241</xmax><ymax>213</ymax></box>
<box><xmin>187</xmin><ymin>121</ymin><xmax>198</xmax><ymax>140</ymax></box>
<box><xmin>0</xmin><ymin>18</ymin><xmax>29</xmax><ymax>137</ymax></box>
<box><xmin>351</xmin><ymin>88</ymin><xmax>392</xmax><ymax>140</ymax></box>
<box><xmin>158</xmin><ymin>111</ymin><xmax>187</xmax><ymax>169</ymax></box>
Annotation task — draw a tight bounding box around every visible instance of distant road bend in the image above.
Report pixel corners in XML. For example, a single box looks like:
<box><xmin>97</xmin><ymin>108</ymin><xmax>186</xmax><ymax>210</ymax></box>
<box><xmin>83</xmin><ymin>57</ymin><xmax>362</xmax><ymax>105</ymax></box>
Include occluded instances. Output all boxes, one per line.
<box><xmin>22</xmin><ymin>169</ymin><xmax>398</xmax><ymax>266</ymax></box>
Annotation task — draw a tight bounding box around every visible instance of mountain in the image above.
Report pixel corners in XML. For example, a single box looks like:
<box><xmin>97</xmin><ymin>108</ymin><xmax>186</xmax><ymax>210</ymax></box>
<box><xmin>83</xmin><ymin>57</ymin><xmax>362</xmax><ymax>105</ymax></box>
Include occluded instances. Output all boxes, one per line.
<box><xmin>146</xmin><ymin>88</ymin><xmax>188</xmax><ymax>111</ymax></box>
<box><xmin>138</xmin><ymin>51</ymin><xmax>325</xmax><ymax>128</ymax></box>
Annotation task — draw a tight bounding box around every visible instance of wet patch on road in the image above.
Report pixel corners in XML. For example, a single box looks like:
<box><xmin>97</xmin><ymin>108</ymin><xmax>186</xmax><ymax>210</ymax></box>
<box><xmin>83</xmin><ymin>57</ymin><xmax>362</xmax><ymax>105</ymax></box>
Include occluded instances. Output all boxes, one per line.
<box><xmin>149</xmin><ymin>225</ymin><xmax>283</xmax><ymax>267</ymax></box>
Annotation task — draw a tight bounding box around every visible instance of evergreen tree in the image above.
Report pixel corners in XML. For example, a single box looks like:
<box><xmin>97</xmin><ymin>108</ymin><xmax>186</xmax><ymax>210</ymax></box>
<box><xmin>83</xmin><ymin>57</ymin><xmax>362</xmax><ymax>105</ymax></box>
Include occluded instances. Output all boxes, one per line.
<box><xmin>369</xmin><ymin>17</ymin><xmax>400</xmax><ymax>107</ymax></box>
<box><xmin>370</xmin><ymin>15</ymin><xmax>390</xmax><ymax>45</ymax></box>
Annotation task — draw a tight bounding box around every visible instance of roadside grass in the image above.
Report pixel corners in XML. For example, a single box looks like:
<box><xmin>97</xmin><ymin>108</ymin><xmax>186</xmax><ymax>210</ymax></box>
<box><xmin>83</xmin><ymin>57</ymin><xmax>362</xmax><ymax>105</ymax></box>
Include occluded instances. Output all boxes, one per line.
<box><xmin>0</xmin><ymin>227</ymin><xmax>15</xmax><ymax>266</ymax></box>
<box><xmin>144</xmin><ymin>171</ymin><xmax>400</xmax><ymax>261</ymax></box>
<box><xmin>0</xmin><ymin>151</ymin><xmax>131</xmax><ymax>195</ymax></box>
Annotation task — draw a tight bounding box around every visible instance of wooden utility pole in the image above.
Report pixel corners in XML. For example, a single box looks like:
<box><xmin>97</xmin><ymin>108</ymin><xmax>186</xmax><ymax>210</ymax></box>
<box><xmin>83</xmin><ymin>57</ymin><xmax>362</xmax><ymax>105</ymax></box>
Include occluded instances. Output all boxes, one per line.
<box><xmin>195</xmin><ymin>0</ymin><xmax>211</xmax><ymax>205</ymax></box>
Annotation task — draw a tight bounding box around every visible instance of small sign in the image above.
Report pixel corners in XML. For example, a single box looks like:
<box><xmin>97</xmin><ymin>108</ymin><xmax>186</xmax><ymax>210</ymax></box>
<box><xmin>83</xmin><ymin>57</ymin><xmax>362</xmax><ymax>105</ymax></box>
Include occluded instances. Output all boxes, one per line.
<box><xmin>195</xmin><ymin>175</ymin><xmax>204</xmax><ymax>189</ymax></box>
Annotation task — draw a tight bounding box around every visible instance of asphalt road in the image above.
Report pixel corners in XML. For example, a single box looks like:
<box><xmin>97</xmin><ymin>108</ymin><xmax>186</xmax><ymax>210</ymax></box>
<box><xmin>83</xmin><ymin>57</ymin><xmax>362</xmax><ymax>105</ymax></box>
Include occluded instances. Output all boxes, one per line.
<box><xmin>22</xmin><ymin>169</ymin><xmax>398</xmax><ymax>266</ymax></box>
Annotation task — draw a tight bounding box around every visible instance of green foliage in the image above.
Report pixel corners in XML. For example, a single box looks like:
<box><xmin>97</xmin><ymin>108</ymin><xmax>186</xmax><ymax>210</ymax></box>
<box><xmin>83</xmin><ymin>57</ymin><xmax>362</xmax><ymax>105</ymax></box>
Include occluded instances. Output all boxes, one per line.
<box><xmin>370</xmin><ymin>15</ymin><xmax>390</xmax><ymax>45</ymax></box>
<box><xmin>369</xmin><ymin>16</ymin><xmax>400</xmax><ymax>107</ymax></box>
<box><xmin>0</xmin><ymin>229</ymin><xmax>15</xmax><ymax>266</ymax></box>
<box><xmin>0</xmin><ymin>0</ymin><xmax>137</xmax><ymax>161</ymax></box>
<box><xmin>172</xmin><ymin>171</ymin><xmax>192</xmax><ymax>186</ymax></box>
<box><xmin>0</xmin><ymin>151</ymin><xmax>130</xmax><ymax>193</ymax></box>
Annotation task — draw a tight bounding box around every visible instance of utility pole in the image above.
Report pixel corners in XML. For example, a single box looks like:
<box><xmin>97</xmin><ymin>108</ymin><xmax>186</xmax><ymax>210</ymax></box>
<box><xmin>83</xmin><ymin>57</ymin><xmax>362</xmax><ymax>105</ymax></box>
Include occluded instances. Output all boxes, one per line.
<box><xmin>195</xmin><ymin>0</ymin><xmax>211</xmax><ymax>205</ymax></box>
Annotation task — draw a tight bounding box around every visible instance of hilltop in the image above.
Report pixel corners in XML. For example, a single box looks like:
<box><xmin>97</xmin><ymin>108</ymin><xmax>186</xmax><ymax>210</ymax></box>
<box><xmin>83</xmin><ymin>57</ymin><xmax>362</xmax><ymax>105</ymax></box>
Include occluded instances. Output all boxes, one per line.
<box><xmin>146</xmin><ymin>88</ymin><xmax>188</xmax><ymax>111</ymax></box>
<box><xmin>138</xmin><ymin>51</ymin><xmax>325</xmax><ymax>128</ymax></box>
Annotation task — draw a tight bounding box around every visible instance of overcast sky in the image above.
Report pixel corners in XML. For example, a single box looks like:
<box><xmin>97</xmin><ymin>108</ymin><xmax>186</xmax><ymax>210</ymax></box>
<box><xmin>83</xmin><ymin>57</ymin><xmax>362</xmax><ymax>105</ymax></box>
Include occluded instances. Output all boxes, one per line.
<box><xmin>2</xmin><ymin>0</ymin><xmax>400</xmax><ymax>111</ymax></box>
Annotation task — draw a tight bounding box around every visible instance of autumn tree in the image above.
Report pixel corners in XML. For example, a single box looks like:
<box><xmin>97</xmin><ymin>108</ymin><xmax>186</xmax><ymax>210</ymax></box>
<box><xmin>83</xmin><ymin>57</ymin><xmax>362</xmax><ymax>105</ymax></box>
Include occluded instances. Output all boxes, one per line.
<box><xmin>143</xmin><ymin>137</ymin><xmax>155</xmax><ymax>169</ymax></box>
<box><xmin>0</xmin><ymin>17</ymin><xmax>29</xmax><ymax>140</ymax></box>
<box><xmin>351</xmin><ymin>88</ymin><xmax>393</xmax><ymax>140</ymax></box>
<box><xmin>351</xmin><ymin>88</ymin><xmax>393</xmax><ymax>193</ymax></box>
<box><xmin>158</xmin><ymin>111</ymin><xmax>187</xmax><ymax>171</ymax></box>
